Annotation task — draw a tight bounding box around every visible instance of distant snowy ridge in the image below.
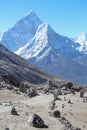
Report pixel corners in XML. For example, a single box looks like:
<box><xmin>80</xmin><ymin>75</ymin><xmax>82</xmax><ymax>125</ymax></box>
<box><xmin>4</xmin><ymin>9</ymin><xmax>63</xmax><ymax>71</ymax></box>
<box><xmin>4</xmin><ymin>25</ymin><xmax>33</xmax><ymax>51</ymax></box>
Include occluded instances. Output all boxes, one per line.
<box><xmin>0</xmin><ymin>32</ymin><xmax>3</xmax><ymax>41</ymax></box>
<box><xmin>75</xmin><ymin>32</ymin><xmax>87</xmax><ymax>54</ymax></box>
<box><xmin>76</xmin><ymin>32</ymin><xmax>87</xmax><ymax>45</ymax></box>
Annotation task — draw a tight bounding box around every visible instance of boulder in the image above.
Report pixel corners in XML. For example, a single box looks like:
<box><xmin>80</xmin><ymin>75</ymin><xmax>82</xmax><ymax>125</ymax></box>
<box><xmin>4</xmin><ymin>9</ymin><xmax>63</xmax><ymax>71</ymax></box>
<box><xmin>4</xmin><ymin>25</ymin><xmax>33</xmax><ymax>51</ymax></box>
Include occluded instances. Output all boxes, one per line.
<box><xmin>28</xmin><ymin>113</ymin><xmax>44</xmax><ymax>128</ymax></box>
<box><xmin>52</xmin><ymin>109</ymin><xmax>61</xmax><ymax>118</ymax></box>
<box><xmin>49</xmin><ymin>100</ymin><xmax>56</xmax><ymax>110</ymax></box>
<box><xmin>19</xmin><ymin>82</ymin><xmax>27</xmax><ymax>92</ymax></box>
<box><xmin>75</xmin><ymin>127</ymin><xmax>81</xmax><ymax>130</ymax></box>
<box><xmin>25</xmin><ymin>87</ymin><xmax>38</xmax><ymax>98</ymax></box>
<box><xmin>68</xmin><ymin>99</ymin><xmax>72</xmax><ymax>104</ymax></box>
<box><xmin>5</xmin><ymin>128</ymin><xmax>10</xmax><ymax>130</ymax></box>
<box><xmin>80</xmin><ymin>90</ymin><xmax>84</xmax><ymax>97</ymax></box>
<box><xmin>11</xmin><ymin>107</ymin><xmax>18</xmax><ymax>115</ymax></box>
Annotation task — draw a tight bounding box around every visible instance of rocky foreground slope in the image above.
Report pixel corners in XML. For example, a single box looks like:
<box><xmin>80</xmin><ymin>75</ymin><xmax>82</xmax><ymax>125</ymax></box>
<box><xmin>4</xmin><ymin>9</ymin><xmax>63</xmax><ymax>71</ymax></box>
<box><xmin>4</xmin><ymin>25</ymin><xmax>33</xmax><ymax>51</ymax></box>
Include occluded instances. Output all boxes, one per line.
<box><xmin>0</xmin><ymin>43</ymin><xmax>54</xmax><ymax>86</ymax></box>
<box><xmin>0</xmin><ymin>84</ymin><xmax>87</xmax><ymax>130</ymax></box>
<box><xmin>0</xmin><ymin>42</ymin><xmax>87</xmax><ymax>130</ymax></box>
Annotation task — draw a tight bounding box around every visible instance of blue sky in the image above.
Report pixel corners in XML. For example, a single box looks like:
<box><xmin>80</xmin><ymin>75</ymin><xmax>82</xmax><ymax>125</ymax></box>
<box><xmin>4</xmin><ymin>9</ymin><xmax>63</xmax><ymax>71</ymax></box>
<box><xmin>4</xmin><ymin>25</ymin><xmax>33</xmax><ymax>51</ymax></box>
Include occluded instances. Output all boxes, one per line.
<box><xmin>0</xmin><ymin>0</ymin><xmax>87</xmax><ymax>37</ymax></box>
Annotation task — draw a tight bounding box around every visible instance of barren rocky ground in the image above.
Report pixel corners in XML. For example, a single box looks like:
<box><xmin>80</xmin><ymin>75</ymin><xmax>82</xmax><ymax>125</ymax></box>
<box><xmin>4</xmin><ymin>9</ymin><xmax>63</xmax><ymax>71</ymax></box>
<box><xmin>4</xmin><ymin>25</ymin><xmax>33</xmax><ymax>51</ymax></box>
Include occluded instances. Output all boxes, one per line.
<box><xmin>0</xmin><ymin>88</ymin><xmax>87</xmax><ymax>130</ymax></box>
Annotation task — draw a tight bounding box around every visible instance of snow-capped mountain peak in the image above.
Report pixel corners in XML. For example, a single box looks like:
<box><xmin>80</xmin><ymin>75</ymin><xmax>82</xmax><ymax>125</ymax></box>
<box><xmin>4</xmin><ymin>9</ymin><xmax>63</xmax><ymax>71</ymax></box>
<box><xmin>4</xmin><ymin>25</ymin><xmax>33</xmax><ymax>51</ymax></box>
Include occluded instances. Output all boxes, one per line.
<box><xmin>75</xmin><ymin>32</ymin><xmax>87</xmax><ymax>53</ymax></box>
<box><xmin>25</xmin><ymin>10</ymin><xmax>39</xmax><ymax>19</ymax></box>
<box><xmin>76</xmin><ymin>32</ymin><xmax>87</xmax><ymax>45</ymax></box>
<box><xmin>1</xmin><ymin>10</ymin><xmax>42</xmax><ymax>51</ymax></box>
<box><xmin>16</xmin><ymin>22</ymin><xmax>80</xmax><ymax>62</ymax></box>
<box><xmin>15</xmin><ymin>23</ymin><xmax>49</xmax><ymax>59</ymax></box>
<box><xmin>25</xmin><ymin>10</ymin><xmax>36</xmax><ymax>16</ymax></box>
<box><xmin>21</xmin><ymin>10</ymin><xmax>42</xmax><ymax>30</ymax></box>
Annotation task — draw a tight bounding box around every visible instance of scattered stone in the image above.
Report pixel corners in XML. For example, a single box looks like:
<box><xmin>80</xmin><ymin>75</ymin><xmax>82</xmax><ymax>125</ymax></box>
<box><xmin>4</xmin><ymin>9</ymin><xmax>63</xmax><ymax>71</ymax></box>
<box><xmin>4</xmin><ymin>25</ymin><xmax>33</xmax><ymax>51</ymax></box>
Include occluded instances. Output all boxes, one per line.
<box><xmin>59</xmin><ymin>117</ymin><xmax>66</xmax><ymax>124</ymax></box>
<box><xmin>68</xmin><ymin>99</ymin><xmax>72</xmax><ymax>104</ymax></box>
<box><xmin>71</xmin><ymin>89</ymin><xmax>76</xmax><ymax>95</ymax></box>
<box><xmin>52</xmin><ymin>109</ymin><xmax>61</xmax><ymax>118</ymax></box>
<box><xmin>62</xmin><ymin>104</ymin><xmax>65</xmax><ymax>108</ymax></box>
<box><xmin>0</xmin><ymin>81</ymin><xmax>6</xmax><ymax>88</ymax></box>
<box><xmin>59</xmin><ymin>116</ymin><xmax>81</xmax><ymax>130</ymax></box>
<box><xmin>64</xmin><ymin>97</ymin><xmax>66</xmax><ymax>101</ymax></box>
<box><xmin>83</xmin><ymin>96</ymin><xmax>87</xmax><ymax>103</ymax></box>
<box><xmin>48</xmin><ymin>80</ymin><xmax>53</xmax><ymax>88</ymax></box>
<box><xmin>83</xmin><ymin>125</ymin><xmax>85</xmax><ymax>127</ymax></box>
<box><xmin>7</xmin><ymin>85</ymin><xmax>13</xmax><ymax>90</ymax></box>
<box><xmin>66</xmin><ymin>82</ymin><xmax>73</xmax><ymax>89</ymax></box>
<box><xmin>5</xmin><ymin>128</ymin><xmax>10</xmax><ymax>130</ymax></box>
<box><xmin>0</xmin><ymin>81</ymin><xmax>14</xmax><ymax>90</ymax></box>
<box><xmin>43</xmin><ymin>85</ymin><xmax>49</xmax><ymax>94</ymax></box>
<box><xmin>11</xmin><ymin>107</ymin><xmax>18</xmax><ymax>115</ymax></box>
<box><xmin>4</xmin><ymin>101</ymin><xmax>13</xmax><ymax>106</ymax></box>
<box><xmin>75</xmin><ymin>127</ymin><xmax>81</xmax><ymax>130</ymax></box>
<box><xmin>0</xmin><ymin>102</ymin><xmax>2</xmax><ymax>105</ymax></box>
<box><xmin>25</xmin><ymin>112</ymin><xmax>29</xmax><ymax>116</ymax></box>
<box><xmin>80</xmin><ymin>90</ymin><xmax>84</xmax><ymax>97</ymax></box>
<box><xmin>25</xmin><ymin>87</ymin><xmax>38</xmax><ymax>98</ymax></box>
<box><xmin>65</xmin><ymin>121</ymin><xmax>72</xmax><ymax>129</ymax></box>
<box><xmin>49</xmin><ymin>100</ymin><xmax>56</xmax><ymax>110</ymax></box>
<box><xmin>53</xmin><ymin>89</ymin><xmax>61</xmax><ymax>101</ymax></box>
<box><xmin>28</xmin><ymin>113</ymin><xmax>44</xmax><ymax>128</ymax></box>
<box><xmin>19</xmin><ymin>81</ymin><xmax>27</xmax><ymax>92</ymax></box>
<box><xmin>70</xmin><ymin>112</ymin><xmax>73</xmax><ymax>115</ymax></box>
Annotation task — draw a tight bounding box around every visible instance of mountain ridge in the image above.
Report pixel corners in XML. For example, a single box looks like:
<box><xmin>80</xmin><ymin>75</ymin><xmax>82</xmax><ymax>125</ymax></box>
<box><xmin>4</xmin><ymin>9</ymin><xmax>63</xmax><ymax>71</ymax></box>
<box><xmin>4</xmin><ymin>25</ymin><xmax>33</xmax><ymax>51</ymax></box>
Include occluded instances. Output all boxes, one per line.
<box><xmin>75</xmin><ymin>32</ymin><xmax>87</xmax><ymax>54</ymax></box>
<box><xmin>0</xmin><ymin>43</ymin><xmax>54</xmax><ymax>86</ymax></box>
<box><xmin>1</xmin><ymin>10</ymin><xmax>87</xmax><ymax>85</ymax></box>
<box><xmin>15</xmin><ymin>23</ymin><xmax>87</xmax><ymax>85</ymax></box>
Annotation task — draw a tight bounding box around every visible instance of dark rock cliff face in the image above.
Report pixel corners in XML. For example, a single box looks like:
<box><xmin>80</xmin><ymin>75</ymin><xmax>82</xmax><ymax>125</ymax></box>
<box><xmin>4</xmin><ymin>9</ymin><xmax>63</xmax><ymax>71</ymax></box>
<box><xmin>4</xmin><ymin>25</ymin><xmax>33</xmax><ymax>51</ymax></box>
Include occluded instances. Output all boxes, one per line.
<box><xmin>0</xmin><ymin>44</ymin><xmax>52</xmax><ymax>86</ymax></box>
